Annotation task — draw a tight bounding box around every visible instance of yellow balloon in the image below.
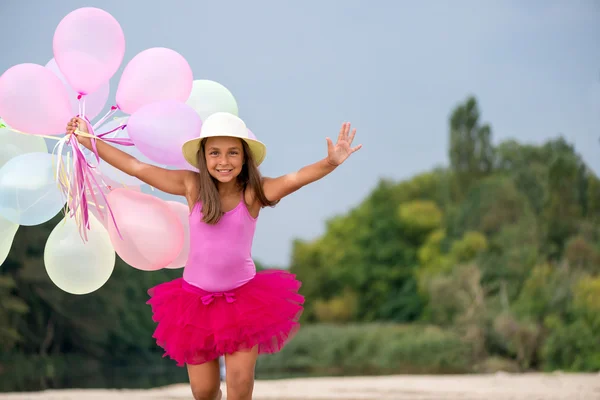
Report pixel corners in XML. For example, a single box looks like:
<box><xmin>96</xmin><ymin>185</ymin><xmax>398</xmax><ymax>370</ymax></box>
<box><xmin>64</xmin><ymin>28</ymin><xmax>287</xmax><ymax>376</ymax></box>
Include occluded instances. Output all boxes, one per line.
<box><xmin>0</xmin><ymin>215</ymin><xmax>18</xmax><ymax>266</ymax></box>
<box><xmin>44</xmin><ymin>214</ymin><xmax>115</xmax><ymax>295</ymax></box>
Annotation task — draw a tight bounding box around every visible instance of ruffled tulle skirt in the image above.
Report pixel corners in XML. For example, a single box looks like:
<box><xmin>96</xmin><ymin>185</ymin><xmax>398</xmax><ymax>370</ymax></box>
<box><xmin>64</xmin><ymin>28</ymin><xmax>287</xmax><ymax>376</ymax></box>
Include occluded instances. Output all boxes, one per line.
<box><xmin>146</xmin><ymin>270</ymin><xmax>304</xmax><ymax>367</ymax></box>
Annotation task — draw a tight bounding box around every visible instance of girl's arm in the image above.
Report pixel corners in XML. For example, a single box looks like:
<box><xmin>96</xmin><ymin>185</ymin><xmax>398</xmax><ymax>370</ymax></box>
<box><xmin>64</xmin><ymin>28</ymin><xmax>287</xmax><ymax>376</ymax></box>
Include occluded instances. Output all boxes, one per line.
<box><xmin>262</xmin><ymin>122</ymin><xmax>361</xmax><ymax>202</ymax></box>
<box><xmin>68</xmin><ymin>117</ymin><xmax>195</xmax><ymax>196</ymax></box>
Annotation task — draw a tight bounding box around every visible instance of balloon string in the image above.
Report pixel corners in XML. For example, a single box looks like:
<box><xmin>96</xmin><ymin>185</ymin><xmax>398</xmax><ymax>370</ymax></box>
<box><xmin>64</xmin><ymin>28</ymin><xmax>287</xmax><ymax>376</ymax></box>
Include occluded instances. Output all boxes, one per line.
<box><xmin>92</xmin><ymin>105</ymin><xmax>119</xmax><ymax>131</ymax></box>
<box><xmin>95</xmin><ymin>124</ymin><xmax>133</xmax><ymax>146</ymax></box>
<box><xmin>52</xmin><ymin>121</ymin><xmax>126</xmax><ymax>242</ymax></box>
<box><xmin>78</xmin><ymin>119</ymin><xmax>124</xmax><ymax>240</ymax></box>
<box><xmin>3</xmin><ymin>125</ymin><xmax>63</xmax><ymax>140</ymax></box>
<box><xmin>77</xmin><ymin>94</ymin><xmax>87</xmax><ymax>119</ymax></box>
<box><xmin>3</xmin><ymin>106</ymin><xmax>128</xmax><ymax>146</ymax></box>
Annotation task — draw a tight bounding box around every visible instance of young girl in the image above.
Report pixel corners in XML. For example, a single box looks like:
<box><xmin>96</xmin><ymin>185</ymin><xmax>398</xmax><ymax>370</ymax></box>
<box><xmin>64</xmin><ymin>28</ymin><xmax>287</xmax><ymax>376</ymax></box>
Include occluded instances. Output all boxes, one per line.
<box><xmin>66</xmin><ymin>112</ymin><xmax>361</xmax><ymax>400</ymax></box>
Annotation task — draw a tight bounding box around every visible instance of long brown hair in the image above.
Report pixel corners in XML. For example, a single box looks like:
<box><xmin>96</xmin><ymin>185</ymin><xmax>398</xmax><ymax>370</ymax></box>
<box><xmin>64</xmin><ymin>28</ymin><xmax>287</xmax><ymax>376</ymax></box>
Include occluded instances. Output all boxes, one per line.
<box><xmin>195</xmin><ymin>138</ymin><xmax>277</xmax><ymax>224</ymax></box>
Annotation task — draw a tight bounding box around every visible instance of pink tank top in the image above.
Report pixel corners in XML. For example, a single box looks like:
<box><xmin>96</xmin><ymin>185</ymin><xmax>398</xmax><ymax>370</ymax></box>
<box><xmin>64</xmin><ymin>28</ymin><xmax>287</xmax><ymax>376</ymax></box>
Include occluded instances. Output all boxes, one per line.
<box><xmin>182</xmin><ymin>194</ymin><xmax>257</xmax><ymax>292</ymax></box>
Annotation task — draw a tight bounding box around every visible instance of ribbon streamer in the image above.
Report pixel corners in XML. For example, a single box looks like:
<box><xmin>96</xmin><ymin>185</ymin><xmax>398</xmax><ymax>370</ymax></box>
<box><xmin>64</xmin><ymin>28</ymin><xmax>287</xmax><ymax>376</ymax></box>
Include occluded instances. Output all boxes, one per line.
<box><xmin>52</xmin><ymin>109</ymin><xmax>134</xmax><ymax>241</ymax></box>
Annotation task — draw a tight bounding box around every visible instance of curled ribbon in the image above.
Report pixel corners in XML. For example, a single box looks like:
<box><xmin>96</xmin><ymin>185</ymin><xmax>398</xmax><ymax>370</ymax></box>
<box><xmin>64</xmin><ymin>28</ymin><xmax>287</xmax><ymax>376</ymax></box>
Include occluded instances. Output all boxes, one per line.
<box><xmin>200</xmin><ymin>292</ymin><xmax>237</xmax><ymax>305</ymax></box>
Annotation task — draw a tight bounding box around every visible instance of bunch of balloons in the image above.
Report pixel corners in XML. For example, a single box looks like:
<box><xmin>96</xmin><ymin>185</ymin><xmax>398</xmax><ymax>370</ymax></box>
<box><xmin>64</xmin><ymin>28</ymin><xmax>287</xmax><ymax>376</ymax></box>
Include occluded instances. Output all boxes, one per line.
<box><xmin>0</xmin><ymin>7</ymin><xmax>241</xmax><ymax>295</ymax></box>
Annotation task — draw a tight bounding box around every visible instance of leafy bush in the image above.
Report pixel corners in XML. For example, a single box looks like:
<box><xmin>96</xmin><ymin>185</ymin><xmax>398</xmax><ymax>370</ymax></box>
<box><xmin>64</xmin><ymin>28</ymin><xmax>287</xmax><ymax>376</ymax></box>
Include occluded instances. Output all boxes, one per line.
<box><xmin>256</xmin><ymin>323</ymin><xmax>472</xmax><ymax>376</ymax></box>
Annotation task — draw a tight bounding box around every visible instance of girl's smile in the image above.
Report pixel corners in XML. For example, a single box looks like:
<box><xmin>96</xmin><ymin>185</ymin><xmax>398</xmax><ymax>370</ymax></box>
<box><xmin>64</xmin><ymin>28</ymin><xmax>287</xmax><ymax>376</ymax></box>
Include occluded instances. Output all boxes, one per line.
<box><xmin>204</xmin><ymin>136</ymin><xmax>244</xmax><ymax>183</ymax></box>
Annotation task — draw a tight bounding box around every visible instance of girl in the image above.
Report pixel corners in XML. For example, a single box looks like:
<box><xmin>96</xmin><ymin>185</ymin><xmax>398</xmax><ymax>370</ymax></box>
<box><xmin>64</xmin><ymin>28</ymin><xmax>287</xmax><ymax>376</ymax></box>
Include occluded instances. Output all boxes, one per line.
<box><xmin>66</xmin><ymin>112</ymin><xmax>361</xmax><ymax>400</ymax></box>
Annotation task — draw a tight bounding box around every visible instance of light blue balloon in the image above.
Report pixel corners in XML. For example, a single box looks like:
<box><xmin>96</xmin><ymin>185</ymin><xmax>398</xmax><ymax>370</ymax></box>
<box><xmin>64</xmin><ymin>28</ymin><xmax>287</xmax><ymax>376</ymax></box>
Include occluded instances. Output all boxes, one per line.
<box><xmin>0</xmin><ymin>152</ymin><xmax>66</xmax><ymax>226</ymax></box>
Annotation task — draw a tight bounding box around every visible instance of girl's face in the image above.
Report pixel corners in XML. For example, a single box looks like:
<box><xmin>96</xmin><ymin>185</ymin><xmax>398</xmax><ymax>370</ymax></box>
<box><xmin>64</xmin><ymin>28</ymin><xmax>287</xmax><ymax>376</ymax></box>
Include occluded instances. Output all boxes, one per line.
<box><xmin>204</xmin><ymin>136</ymin><xmax>245</xmax><ymax>183</ymax></box>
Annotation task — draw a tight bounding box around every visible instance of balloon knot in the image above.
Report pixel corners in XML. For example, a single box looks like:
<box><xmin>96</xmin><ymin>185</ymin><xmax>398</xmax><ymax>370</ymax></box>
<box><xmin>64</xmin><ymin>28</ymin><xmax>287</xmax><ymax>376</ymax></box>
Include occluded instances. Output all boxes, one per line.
<box><xmin>77</xmin><ymin>94</ymin><xmax>82</xmax><ymax>100</ymax></box>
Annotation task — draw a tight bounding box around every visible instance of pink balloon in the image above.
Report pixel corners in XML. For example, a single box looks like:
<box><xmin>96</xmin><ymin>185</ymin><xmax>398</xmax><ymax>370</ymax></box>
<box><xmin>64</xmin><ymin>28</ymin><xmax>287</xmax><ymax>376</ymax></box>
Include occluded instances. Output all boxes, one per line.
<box><xmin>53</xmin><ymin>7</ymin><xmax>125</xmax><ymax>95</ymax></box>
<box><xmin>0</xmin><ymin>63</ymin><xmax>72</xmax><ymax>135</ymax></box>
<box><xmin>116</xmin><ymin>47</ymin><xmax>193</xmax><ymax>115</ymax></box>
<box><xmin>106</xmin><ymin>189</ymin><xmax>184</xmax><ymax>271</ymax></box>
<box><xmin>127</xmin><ymin>100</ymin><xmax>202</xmax><ymax>167</ymax></box>
<box><xmin>88</xmin><ymin>187</ymin><xmax>111</xmax><ymax>229</ymax></box>
<box><xmin>45</xmin><ymin>58</ymin><xmax>109</xmax><ymax>120</ymax></box>
<box><xmin>164</xmin><ymin>201</ymin><xmax>190</xmax><ymax>269</ymax></box>
<box><xmin>87</xmin><ymin>172</ymin><xmax>141</xmax><ymax>229</ymax></box>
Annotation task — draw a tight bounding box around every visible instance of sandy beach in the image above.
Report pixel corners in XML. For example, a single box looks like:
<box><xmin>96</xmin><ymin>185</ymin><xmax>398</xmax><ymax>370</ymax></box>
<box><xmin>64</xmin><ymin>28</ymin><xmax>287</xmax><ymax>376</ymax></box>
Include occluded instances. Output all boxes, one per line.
<box><xmin>0</xmin><ymin>373</ymin><xmax>599</xmax><ymax>400</ymax></box>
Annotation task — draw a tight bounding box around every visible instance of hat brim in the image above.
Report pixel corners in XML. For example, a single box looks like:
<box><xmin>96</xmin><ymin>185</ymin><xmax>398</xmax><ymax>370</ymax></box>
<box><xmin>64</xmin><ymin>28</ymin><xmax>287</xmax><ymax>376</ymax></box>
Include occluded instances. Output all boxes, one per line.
<box><xmin>182</xmin><ymin>136</ymin><xmax>267</xmax><ymax>169</ymax></box>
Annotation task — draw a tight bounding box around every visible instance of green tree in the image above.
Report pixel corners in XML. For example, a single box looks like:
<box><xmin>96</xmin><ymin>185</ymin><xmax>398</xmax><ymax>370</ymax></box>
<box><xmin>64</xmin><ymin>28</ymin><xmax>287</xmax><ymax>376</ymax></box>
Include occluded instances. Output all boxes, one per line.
<box><xmin>397</xmin><ymin>200</ymin><xmax>443</xmax><ymax>244</ymax></box>
<box><xmin>448</xmin><ymin>96</ymin><xmax>494</xmax><ymax>197</ymax></box>
<box><xmin>541</xmin><ymin>276</ymin><xmax>600</xmax><ymax>372</ymax></box>
<box><xmin>494</xmin><ymin>140</ymin><xmax>548</xmax><ymax>216</ymax></box>
<box><xmin>543</xmin><ymin>152</ymin><xmax>583</xmax><ymax>258</ymax></box>
<box><xmin>0</xmin><ymin>276</ymin><xmax>29</xmax><ymax>351</ymax></box>
<box><xmin>291</xmin><ymin>176</ymin><xmax>450</xmax><ymax>323</ymax></box>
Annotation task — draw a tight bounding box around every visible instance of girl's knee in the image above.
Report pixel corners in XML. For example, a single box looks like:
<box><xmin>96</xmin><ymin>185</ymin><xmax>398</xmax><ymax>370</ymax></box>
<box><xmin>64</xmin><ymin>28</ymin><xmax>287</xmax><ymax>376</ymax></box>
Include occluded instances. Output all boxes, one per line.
<box><xmin>226</xmin><ymin>369</ymin><xmax>254</xmax><ymax>397</ymax></box>
<box><xmin>191</xmin><ymin>385</ymin><xmax>221</xmax><ymax>400</ymax></box>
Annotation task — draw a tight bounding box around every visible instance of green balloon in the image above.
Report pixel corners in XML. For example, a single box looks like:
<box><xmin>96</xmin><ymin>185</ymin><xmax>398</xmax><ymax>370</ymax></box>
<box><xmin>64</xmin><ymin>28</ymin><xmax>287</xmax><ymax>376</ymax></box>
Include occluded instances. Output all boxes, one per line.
<box><xmin>186</xmin><ymin>80</ymin><xmax>239</xmax><ymax>121</ymax></box>
<box><xmin>0</xmin><ymin>127</ymin><xmax>48</xmax><ymax>169</ymax></box>
<box><xmin>44</xmin><ymin>214</ymin><xmax>115</xmax><ymax>295</ymax></box>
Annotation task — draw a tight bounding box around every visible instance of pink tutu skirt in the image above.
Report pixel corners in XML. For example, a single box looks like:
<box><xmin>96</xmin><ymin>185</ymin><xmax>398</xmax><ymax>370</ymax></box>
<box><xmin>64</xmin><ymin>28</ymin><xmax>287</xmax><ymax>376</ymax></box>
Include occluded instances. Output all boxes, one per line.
<box><xmin>146</xmin><ymin>270</ymin><xmax>304</xmax><ymax>367</ymax></box>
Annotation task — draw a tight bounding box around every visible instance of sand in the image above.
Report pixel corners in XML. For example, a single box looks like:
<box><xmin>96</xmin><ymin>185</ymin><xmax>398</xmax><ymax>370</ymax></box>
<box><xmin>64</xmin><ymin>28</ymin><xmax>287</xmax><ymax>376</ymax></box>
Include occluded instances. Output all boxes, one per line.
<box><xmin>1</xmin><ymin>373</ymin><xmax>599</xmax><ymax>400</ymax></box>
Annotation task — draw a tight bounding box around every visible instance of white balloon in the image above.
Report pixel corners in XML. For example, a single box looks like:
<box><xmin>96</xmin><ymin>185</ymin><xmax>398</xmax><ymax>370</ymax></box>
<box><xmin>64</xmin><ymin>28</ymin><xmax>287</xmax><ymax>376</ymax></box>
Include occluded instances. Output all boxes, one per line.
<box><xmin>0</xmin><ymin>152</ymin><xmax>65</xmax><ymax>226</ymax></box>
<box><xmin>44</xmin><ymin>214</ymin><xmax>115</xmax><ymax>295</ymax></box>
<box><xmin>0</xmin><ymin>215</ymin><xmax>18</xmax><ymax>266</ymax></box>
<box><xmin>0</xmin><ymin>127</ymin><xmax>48</xmax><ymax>169</ymax></box>
<box><xmin>186</xmin><ymin>80</ymin><xmax>239</xmax><ymax>121</ymax></box>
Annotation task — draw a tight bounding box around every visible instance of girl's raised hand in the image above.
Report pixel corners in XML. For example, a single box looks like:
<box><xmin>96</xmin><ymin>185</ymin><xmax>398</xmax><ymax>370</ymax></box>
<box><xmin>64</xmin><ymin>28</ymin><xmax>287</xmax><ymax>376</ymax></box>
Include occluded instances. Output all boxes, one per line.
<box><xmin>66</xmin><ymin>117</ymin><xmax>90</xmax><ymax>145</ymax></box>
<box><xmin>326</xmin><ymin>122</ymin><xmax>362</xmax><ymax>166</ymax></box>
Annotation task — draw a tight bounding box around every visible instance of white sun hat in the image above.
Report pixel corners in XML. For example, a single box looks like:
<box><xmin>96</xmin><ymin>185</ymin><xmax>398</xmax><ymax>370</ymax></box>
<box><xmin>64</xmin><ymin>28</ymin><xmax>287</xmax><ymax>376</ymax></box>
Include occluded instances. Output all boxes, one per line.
<box><xmin>181</xmin><ymin>112</ymin><xmax>266</xmax><ymax>168</ymax></box>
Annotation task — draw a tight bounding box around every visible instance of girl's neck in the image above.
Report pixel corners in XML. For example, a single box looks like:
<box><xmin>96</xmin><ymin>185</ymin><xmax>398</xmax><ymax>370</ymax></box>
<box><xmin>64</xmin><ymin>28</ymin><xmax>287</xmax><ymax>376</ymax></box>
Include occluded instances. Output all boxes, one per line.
<box><xmin>217</xmin><ymin>180</ymin><xmax>241</xmax><ymax>197</ymax></box>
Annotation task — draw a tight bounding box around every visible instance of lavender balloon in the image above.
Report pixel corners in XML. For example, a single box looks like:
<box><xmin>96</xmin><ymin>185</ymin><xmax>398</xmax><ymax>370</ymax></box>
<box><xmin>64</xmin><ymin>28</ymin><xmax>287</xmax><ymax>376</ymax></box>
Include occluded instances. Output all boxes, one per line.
<box><xmin>127</xmin><ymin>100</ymin><xmax>202</xmax><ymax>167</ymax></box>
<box><xmin>90</xmin><ymin>117</ymin><xmax>165</xmax><ymax>186</ymax></box>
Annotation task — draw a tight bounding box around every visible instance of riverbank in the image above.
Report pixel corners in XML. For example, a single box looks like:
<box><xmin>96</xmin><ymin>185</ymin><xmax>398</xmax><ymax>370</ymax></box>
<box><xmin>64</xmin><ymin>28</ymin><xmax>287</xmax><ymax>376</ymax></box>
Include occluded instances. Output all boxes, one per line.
<box><xmin>0</xmin><ymin>372</ymin><xmax>599</xmax><ymax>399</ymax></box>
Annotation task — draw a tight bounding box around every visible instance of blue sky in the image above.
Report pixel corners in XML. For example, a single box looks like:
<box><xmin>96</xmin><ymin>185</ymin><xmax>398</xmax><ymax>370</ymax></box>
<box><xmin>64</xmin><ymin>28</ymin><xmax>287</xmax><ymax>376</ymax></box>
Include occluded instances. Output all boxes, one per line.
<box><xmin>1</xmin><ymin>0</ymin><xmax>599</xmax><ymax>266</ymax></box>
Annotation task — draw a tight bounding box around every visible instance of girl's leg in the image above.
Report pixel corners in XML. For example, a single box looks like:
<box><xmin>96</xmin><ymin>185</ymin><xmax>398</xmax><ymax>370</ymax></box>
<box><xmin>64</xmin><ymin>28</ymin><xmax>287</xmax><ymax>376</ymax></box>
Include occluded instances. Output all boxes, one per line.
<box><xmin>187</xmin><ymin>359</ymin><xmax>222</xmax><ymax>400</ymax></box>
<box><xmin>224</xmin><ymin>346</ymin><xmax>259</xmax><ymax>400</ymax></box>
